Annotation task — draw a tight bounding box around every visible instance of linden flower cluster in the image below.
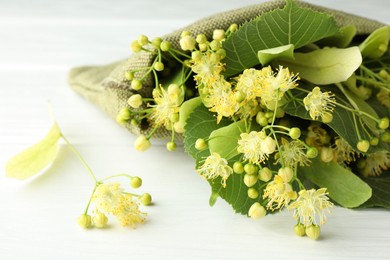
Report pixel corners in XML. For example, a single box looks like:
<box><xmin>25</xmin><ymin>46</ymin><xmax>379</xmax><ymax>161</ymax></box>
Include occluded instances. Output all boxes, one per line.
<box><xmin>77</xmin><ymin>175</ymin><xmax>152</xmax><ymax>229</ymax></box>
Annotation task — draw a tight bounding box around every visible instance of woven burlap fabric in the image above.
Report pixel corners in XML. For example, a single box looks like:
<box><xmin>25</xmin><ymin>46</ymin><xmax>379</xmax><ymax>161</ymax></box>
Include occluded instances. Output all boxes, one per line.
<box><xmin>68</xmin><ymin>0</ymin><xmax>386</xmax><ymax>140</ymax></box>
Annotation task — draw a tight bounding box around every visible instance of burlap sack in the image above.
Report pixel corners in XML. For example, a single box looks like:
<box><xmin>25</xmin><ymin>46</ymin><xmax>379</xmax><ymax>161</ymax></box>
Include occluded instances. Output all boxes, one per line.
<box><xmin>68</xmin><ymin>0</ymin><xmax>385</xmax><ymax>139</ymax></box>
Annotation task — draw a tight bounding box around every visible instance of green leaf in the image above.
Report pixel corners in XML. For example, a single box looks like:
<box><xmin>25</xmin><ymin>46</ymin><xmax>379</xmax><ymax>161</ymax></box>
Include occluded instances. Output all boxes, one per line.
<box><xmin>6</xmin><ymin>123</ymin><xmax>62</xmax><ymax>180</ymax></box>
<box><xmin>359</xmin><ymin>26</ymin><xmax>390</xmax><ymax>58</ymax></box>
<box><xmin>178</xmin><ymin>97</ymin><xmax>202</xmax><ymax>129</ymax></box>
<box><xmin>183</xmin><ymin>105</ymin><xmax>230</xmax><ymax>162</ymax></box>
<box><xmin>258</xmin><ymin>44</ymin><xmax>294</xmax><ymax>65</ymax></box>
<box><xmin>300</xmin><ymin>158</ymin><xmax>372</xmax><ymax>208</ymax></box>
<box><xmin>208</xmin><ymin>121</ymin><xmax>245</xmax><ymax>160</ymax></box>
<box><xmin>222</xmin><ymin>0</ymin><xmax>339</xmax><ymax>77</ymax></box>
<box><xmin>278</xmin><ymin>47</ymin><xmax>362</xmax><ymax>85</ymax></box>
<box><xmin>316</xmin><ymin>25</ymin><xmax>357</xmax><ymax>48</ymax></box>
<box><xmin>360</xmin><ymin>173</ymin><xmax>390</xmax><ymax>208</ymax></box>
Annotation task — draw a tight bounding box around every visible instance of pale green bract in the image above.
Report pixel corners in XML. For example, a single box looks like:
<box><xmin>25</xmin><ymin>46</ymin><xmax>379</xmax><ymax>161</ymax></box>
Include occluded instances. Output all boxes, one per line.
<box><xmin>278</xmin><ymin>47</ymin><xmax>362</xmax><ymax>85</ymax></box>
<box><xmin>6</xmin><ymin>123</ymin><xmax>62</xmax><ymax>180</ymax></box>
<box><xmin>258</xmin><ymin>44</ymin><xmax>294</xmax><ymax>66</ymax></box>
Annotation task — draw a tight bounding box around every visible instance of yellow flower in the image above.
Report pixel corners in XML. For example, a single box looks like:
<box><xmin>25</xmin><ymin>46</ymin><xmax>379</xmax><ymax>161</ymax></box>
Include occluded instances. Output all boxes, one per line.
<box><xmin>263</xmin><ymin>167</ymin><xmax>297</xmax><ymax>211</ymax></box>
<box><xmin>333</xmin><ymin>137</ymin><xmax>356</xmax><ymax>164</ymax></box>
<box><xmin>275</xmin><ymin>138</ymin><xmax>310</xmax><ymax>167</ymax></box>
<box><xmin>236</xmin><ymin>68</ymin><xmax>263</xmax><ymax>101</ymax></box>
<box><xmin>149</xmin><ymin>86</ymin><xmax>183</xmax><ymax>128</ymax></box>
<box><xmin>358</xmin><ymin>150</ymin><xmax>390</xmax><ymax>177</ymax></box>
<box><xmin>112</xmin><ymin>194</ymin><xmax>146</xmax><ymax>227</ymax></box>
<box><xmin>237</xmin><ymin>131</ymin><xmax>276</xmax><ymax>165</ymax></box>
<box><xmin>288</xmin><ymin>188</ymin><xmax>333</xmax><ymax>227</ymax></box>
<box><xmin>303</xmin><ymin>87</ymin><xmax>336</xmax><ymax>121</ymax></box>
<box><xmin>208</xmin><ymin>78</ymin><xmax>239</xmax><ymax>123</ymax></box>
<box><xmin>197</xmin><ymin>152</ymin><xmax>233</xmax><ymax>187</ymax></box>
<box><xmin>192</xmin><ymin>52</ymin><xmax>224</xmax><ymax>86</ymax></box>
<box><xmin>93</xmin><ymin>183</ymin><xmax>122</xmax><ymax>213</ymax></box>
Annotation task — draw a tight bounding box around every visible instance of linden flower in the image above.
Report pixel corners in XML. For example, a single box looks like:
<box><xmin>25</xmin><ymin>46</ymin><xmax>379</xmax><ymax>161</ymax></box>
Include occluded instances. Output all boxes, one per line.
<box><xmin>288</xmin><ymin>188</ymin><xmax>333</xmax><ymax>227</ymax></box>
<box><xmin>275</xmin><ymin>138</ymin><xmax>310</xmax><ymax>167</ymax></box>
<box><xmin>149</xmin><ymin>86</ymin><xmax>182</xmax><ymax>128</ymax></box>
<box><xmin>112</xmin><ymin>194</ymin><xmax>147</xmax><ymax>227</ymax></box>
<box><xmin>305</xmin><ymin>124</ymin><xmax>331</xmax><ymax>148</ymax></box>
<box><xmin>237</xmin><ymin>131</ymin><xmax>276</xmax><ymax>165</ymax></box>
<box><xmin>93</xmin><ymin>183</ymin><xmax>122</xmax><ymax>213</ymax></box>
<box><xmin>236</xmin><ymin>68</ymin><xmax>262</xmax><ymax>101</ymax></box>
<box><xmin>303</xmin><ymin>87</ymin><xmax>336</xmax><ymax>121</ymax></box>
<box><xmin>192</xmin><ymin>52</ymin><xmax>224</xmax><ymax>86</ymax></box>
<box><xmin>208</xmin><ymin>78</ymin><xmax>239</xmax><ymax>122</ymax></box>
<box><xmin>333</xmin><ymin>137</ymin><xmax>356</xmax><ymax>164</ymax></box>
<box><xmin>263</xmin><ymin>167</ymin><xmax>297</xmax><ymax>211</ymax></box>
<box><xmin>358</xmin><ymin>150</ymin><xmax>390</xmax><ymax>177</ymax></box>
<box><xmin>197</xmin><ymin>152</ymin><xmax>233</xmax><ymax>187</ymax></box>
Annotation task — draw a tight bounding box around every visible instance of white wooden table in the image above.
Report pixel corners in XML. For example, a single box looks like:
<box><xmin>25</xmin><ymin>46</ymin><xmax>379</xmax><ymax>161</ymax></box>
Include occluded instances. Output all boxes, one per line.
<box><xmin>1</xmin><ymin>0</ymin><xmax>389</xmax><ymax>259</ymax></box>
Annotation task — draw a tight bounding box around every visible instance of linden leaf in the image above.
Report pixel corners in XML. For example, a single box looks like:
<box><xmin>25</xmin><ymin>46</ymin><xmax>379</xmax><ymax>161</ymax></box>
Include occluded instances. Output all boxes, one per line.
<box><xmin>222</xmin><ymin>0</ymin><xmax>339</xmax><ymax>77</ymax></box>
<box><xmin>258</xmin><ymin>44</ymin><xmax>294</xmax><ymax>66</ymax></box>
<box><xmin>278</xmin><ymin>47</ymin><xmax>362</xmax><ymax>85</ymax></box>
<box><xmin>6</xmin><ymin>123</ymin><xmax>62</xmax><ymax>180</ymax></box>
<box><xmin>360</xmin><ymin>173</ymin><xmax>390</xmax><ymax>208</ymax></box>
<box><xmin>300</xmin><ymin>158</ymin><xmax>372</xmax><ymax>208</ymax></box>
<box><xmin>316</xmin><ymin>25</ymin><xmax>357</xmax><ymax>48</ymax></box>
<box><xmin>208</xmin><ymin>121</ymin><xmax>246</xmax><ymax>160</ymax></box>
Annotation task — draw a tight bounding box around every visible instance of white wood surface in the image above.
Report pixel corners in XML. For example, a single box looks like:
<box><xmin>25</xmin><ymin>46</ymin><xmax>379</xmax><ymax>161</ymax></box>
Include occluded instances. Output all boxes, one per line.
<box><xmin>1</xmin><ymin>0</ymin><xmax>389</xmax><ymax>259</ymax></box>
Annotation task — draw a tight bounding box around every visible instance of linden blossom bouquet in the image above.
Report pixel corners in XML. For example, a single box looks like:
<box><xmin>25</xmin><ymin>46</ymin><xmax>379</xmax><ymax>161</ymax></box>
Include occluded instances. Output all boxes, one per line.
<box><xmin>69</xmin><ymin>0</ymin><xmax>388</xmax><ymax>238</ymax></box>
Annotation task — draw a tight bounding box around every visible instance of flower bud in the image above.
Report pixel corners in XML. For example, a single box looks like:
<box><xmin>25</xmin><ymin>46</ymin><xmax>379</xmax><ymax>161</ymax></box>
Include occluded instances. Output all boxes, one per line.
<box><xmin>209</xmin><ymin>40</ymin><xmax>221</xmax><ymax>51</ymax></box>
<box><xmin>160</xmin><ymin>40</ymin><xmax>171</xmax><ymax>52</ymax></box>
<box><xmin>213</xmin><ymin>29</ymin><xmax>225</xmax><ymax>41</ymax></box>
<box><xmin>77</xmin><ymin>214</ymin><xmax>91</xmax><ymax>228</ymax></box>
<box><xmin>247</xmin><ymin>188</ymin><xmax>259</xmax><ymax>199</ymax></box>
<box><xmin>305</xmin><ymin>225</ymin><xmax>321</xmax><ymax>240</ymax></box>
<box><xmin>278</xmin><ymin>167</ymin><xmax>293</xmax><ymax>182</ymax></box>
<box><xmin>181</xmin><ymin>30</ymin><xmax>191</xmax><ymax>38</ymax></box>
<box><xmin>166</xmin><ymin>141</ymin><xmax>177</xmax><ymax>151</ymax></box>
<box><xmin>125</xmin><ymin>71</ymin><xmax>134</xmax><ymax>80</ymax></box>
<box><xmin>261</xmin><ymin>136</ymin><xmax>276</xmax><ymax>154</ymax></box>
<box><xmin>137</xmin><ymin>35</ymin><xmax>149</xmax><ymax>46</ymax></box>
<box><xmin>233</xmin><ymin>161</ymin><xmax>244</xmax><ymax>174</ymax></box>
<box><xmin>256</xmin><ymin>112</ymin><xmax>268</xmax><ymax>127</ymax></box>
<box><xmin>196</xmin><ymin>34</ymin><xmax>207</xmax><ymax>44</ymax></box>
<box><xmin>180</xmin><ymin>35</ymin><xmax>196</xmax><ymax>51</ymax></box>
<box><xmin>93</xmin><ymin>213</ymin><xmax>108</xmax><ymax>228</ymax></box>
<box><xmin>195</xmin><ymin>138</ymin><xmax>208</xmax><ymax>151</ymax></box>
<box><xmin>306</xmin><ymin>147</ymin><xmax>318</xmax><ymax>158</ymax></box>
<box><xmin>320</xmin><ymin>147</ymin><xmax>334</xmax><ymax>162</ymax></box>
<box><xmin>191</xmin><ymin>51</ymin><xmax>202</xmax><ymax>61</ymax></box>
<box><xmin>198</xmin><ymin>43</ymin><xmax>207</xmax><ymax>52</ymax></box>
<box><xmin>153</xmin><ymin>61</ymin><xmax>165</xmax><ymax>71</ymax></box>
<box><xmin>381</xmin><ymin>132</ymin><xmax>390</xmax><ymax>142</ymax></box>
<box><xmin>289</xmin><ymin>127</ymin><xmax>301</xmax><ymax>140</ymax></box>
<box><xmin>357</xmin><ymin>140</ymin><xmax>370</xmax><ymax>153</ymax></box>
<box><xmin>248</xmin><ymin>202</ymin><xmax>266</xmax><ymax>220</ymax></box>
<box><xmin>294</xmin><ymin>223</ymin><xmax>306</xmax><ymax>237</ymax></box>
<box><xmin>130</xmin><ymin>40</ymin><xmax>142</xmax><ymax>52</ymax></box>
<box><xmin>228</xmin><ymin>23</ymin><xmax>238</xmax><ymax>32</ymax></box>
<box><xmin>378</xmin><ymin>117</ymin><xmax>389</xmax><ymax>130</ymax></box>
<box><xmin>128</xmin><ymin>94</ymin><xmax>143</xmax><ymax>108</ymax></box>
<box><xmin>321</xmin><ymin>112</ymin><xmax>333</xmax><ymax>124</ymax></box>
<box><xmin>216</xmin><ymin>49</ymin><xmax>226</xmax><ymax>59</ymax></box>
<box><xmin>258</xmin><ymin>167</ymin><xmax>272</xmax><ymax>182</ymax></box>
<box><xmin>234</xmin><ymin>91</ymin><xmax>246</xmax><ymax>102</ymax></box>
<box><xmin>140</xmin><ymin>193</ymin><xmax>152</xmax><ymax>206</ymax></box>
<box><xmin>244</xmin><ymin>174</ymin><xmax>258</xmax><ymax>187</ymax></box>
<box><xmin>151</xmin><ymin>37</ymin><xmax>162</xmax><ymax>49</ymax></box>
<box><xmin>131</xmin><ymin>79</ymin><xmax>142</xmax><ymax>90</ymax></box>
<box><xmin>118</xmin><ymin>107</ymin><xmax>131</xmax><ymax>120</ymax></box>
<box><xmin>134</xmin><ymin>135</ymin><xmax>151</xmax><ymax>152</ymax></box>
<box><xmin>244</xmin><ymin>163</ymin><xmax>258</xmax><ymax>175</ymax></box>
<box><xmin>370</xmin><ymin>137</ymin><xmax>379</xmax><ymax>146</ymax></box>
<box><xmin>131</xmin><ymin>176</ymin><xmax>142</xmax><ymax>189</ymax></box>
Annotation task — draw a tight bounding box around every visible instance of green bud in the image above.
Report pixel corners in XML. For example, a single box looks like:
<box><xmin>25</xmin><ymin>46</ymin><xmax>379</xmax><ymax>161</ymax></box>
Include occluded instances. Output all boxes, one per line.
<box><xmin>256</xmin><ymin>112</ymin><xmax>268</xmax><ymax>127</ymax></box>
<box><xmin>131</xmin><ymin>176</ymin><xmax>142</xmax><ymax>189</ymax></box>
<box><xmin>244</xmin><ymin>163</ymin><xmax>258</xmax><ymax>175</ymax></box>
<box><xmin>233</xmin><ymin>161</ymin><xmax>244</xmax><ymax>174</ymax></box>
<box><xmin>234</xmin><ymin>91</ymin><xmax>246</xmax><ymax>102</ymax></box>
<box><xmin>134</xmin><ymin>135</ymin><xmax>151</xmax><ymax>152</ymax></box>
<box><xmin>209</xmin><ymin>40</ymin><xmax>221</xmax><ymax>51</ymax></box>
<box><xmin>244</xmin><ymin>174</ymin><xmax>258</xmax><ymax>187</ymax></box>
<box><xmin>248</xmin><ymin>202</ymin><xmax>266</xmax><ymax>219</ymax></box>
<box><xmin>166</xmin><ymin>141</ymin><xmax>177</xmax><ymax>151</ymax></box>
<box><xmin>137</xmin><ymin>35</ymin><xmax>149</xmax><ymax>46</ymax></box>
<box><xmin>381</xmin><ymin>132</ymin><xmax>390</xmax><ymax>142</ymax></box>
<box><xmin>357</xmin><ymin>140</ymin><xmax>370</xmax><ymax>153</ymax></box>
<box><xmin>294</xmin><ymin>223</ymin><xmax>306</xmax><ymax>237</ymax></box>
<box><xmin>180</xmin><ymin>35</ymin><xmax>196</xmax><ymax>51</ymax></box>
<box><xmin>118</xmin><ymin>107</ymin><xmax>131</xmax><ymax>120</ymax></box>
<box><xmin>196</xmin><ymin>34</ymin><xmax>207</xmax><ymax>44</ymax></box>
<box><xmin>378</xmin><ymin>117</ymin><xmax>389</xmax><ymax>130</ymax></box>
<box><xmin>195</xmin><ymin>138</ymin><xmax>208</xmax><ymax>151</ymax></box>
<box><xmin>181</xmin><ymin>30</ymin><xmax>191</xmax><ymax>38</ymax></box>
<box><xmin>321</xmin><ymin>112</ymin><xmax>333</xmax><ymax>124</ymax></box>
<box><xmin>131</xmin><ymin>79</ymin><xmax>143</xmax><ymax>90</ymax></box>
<box><xmin>140</xmin><ymin>193</ymin><xmax>152</xmax><ymax>206</ymax></box>
<box><xmin>128</xmin><ymin>94</ymin><xmax>143</xmax><ymax>108</ymax></box>
<box><xmin>125</xmin><ymin>71</ymin><xmax>134</xmax><ymax>80</ymax></box>
<box><xmin>370</xmin><ymin>137</ymin><xmax>379</xmax><ymax>146</ymax></box>
<box><xmin>213</xmin><ymin>29</ymin><xmax>225</xmax><ymax>41</ymax></box>
<box><xmin>289</xmin><ymin>127</ymin><xmax>301</xmax><ymax>140</ymax></box>
<box><xmin>265</xmin><ymin>111</ymin><xmax>273</xmax><ymax>119</ymax></box>
<box><xmin>77</xmin><ymin>214</ymin><xmax>92</xmax><ymax>228</ymax></box>
<box><xmin>153</xmin><ymin>61</ymin><xmax>165</xmax><ymax>71</ymax></box>
<box><xmin>306</xmin><ymin>147</ymin><xmax>318</xmax><ymax>158</ymax></box>
<box><xmin>191</xmin><ymin>51</ymin><xmax>202</xmax><ymax>61</ymax></box>
<box><xmin>305</xmin><ymin>225</ymin><xmax>321</xmax><ymax>240</ymax></box>
<box><xmin>93</xmin><ymin>213</ymin><xmax>108</xmax><ymax>228</ymax></box>
<box><xmin>160</xmin><ymin>40</ymin><xmax>171</xmax><ymax>52</ymax></box>
<box><xmin>131</xmin><ymin>119</ymin><xmax>139</xmax><ymax>127</ymax></box>
<box><xmin>198</xmin><ymin>43</ymin><xmax>207</xmax><ymax>52</ymax></box>
<box><xmin>320</xmin><ymin>147</ymin><xmax>334</xmax><ymax>162</ymax></box>
<box><xmin>379</xmin><ymin>69</ymin><xmax>390</xmax><ymax>80</ymax></box>
<box><xmin>151</xmin><ymin>37</ymin><xmax>162</xmax><ymax>49</ymax></box>
<box><xmin>258</xmin><ymin>167</ymin><xmax>272</xmax><ymax>182</ymax></box>
<box><xmin>216</xmin><ymin>49</ymin><xmax>226</xmax><ymax>59</ymax></box>
<box><xmin>247</xmin><ymin>188</ymin><xmax>259</xmax><ymax>199</ymax></box>
<box><xmin>228</xmin><ymin>23</ymin><xmax>238</xmax><ymax>33</ymax></box>
<box><xmin>130</xmin><ymin>40</ymin><xmax>142</xmax><ymax>52</ymax></box>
